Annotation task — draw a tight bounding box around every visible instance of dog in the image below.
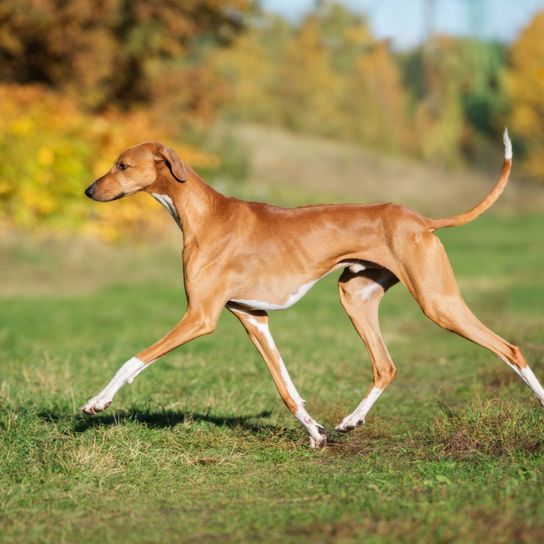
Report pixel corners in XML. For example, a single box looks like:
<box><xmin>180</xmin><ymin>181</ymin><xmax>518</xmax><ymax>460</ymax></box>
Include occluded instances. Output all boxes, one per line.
<box><xmin>82</xmin><ymin>129</ymin><xmax>544</xmax><ymax>448</ymax></box>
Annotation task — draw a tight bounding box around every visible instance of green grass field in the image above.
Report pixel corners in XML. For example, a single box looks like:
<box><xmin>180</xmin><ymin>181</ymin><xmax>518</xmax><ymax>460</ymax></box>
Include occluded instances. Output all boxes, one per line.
<box><xmin>1</xmin><ymin>211</ymin><xmax>543</xmax><ymax>543</ymax></box>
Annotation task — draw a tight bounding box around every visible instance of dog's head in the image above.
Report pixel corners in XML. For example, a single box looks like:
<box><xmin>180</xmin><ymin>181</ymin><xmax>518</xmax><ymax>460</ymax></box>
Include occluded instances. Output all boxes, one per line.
<box><xmin>84</xmin><ymin>142</ymin><xmax>187</xmax><ymax>202</ymax></box>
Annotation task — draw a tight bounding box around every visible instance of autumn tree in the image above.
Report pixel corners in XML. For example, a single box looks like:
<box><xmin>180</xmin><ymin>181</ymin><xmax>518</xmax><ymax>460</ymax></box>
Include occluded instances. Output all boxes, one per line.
<box><xmin>507</xmin><ymin>11</ymin><xmax>544</xmax><ymax>178</ymax></box>
<box><xmin>273</xmin><ymin>14</ymin><xmax>342</xmax><ymax>135</ymax></box>
<box><xmin>211</xmin><ymin>15</ymin><xmax>291</xmax><ymax>124</ymax></box>
<box><xmin>214</xmin><ymin>2</ymin><xmax>410</xmax><ymax>151</ymax></box>
<box><xmin>403</xmin><ymin>36</ymin><xmax>507</xmax><ymax>166</ymax></box>
<box><xmin>0</xmin><ymin>0</ymin><xmax>250</xmax><ymax>112</ymax></box>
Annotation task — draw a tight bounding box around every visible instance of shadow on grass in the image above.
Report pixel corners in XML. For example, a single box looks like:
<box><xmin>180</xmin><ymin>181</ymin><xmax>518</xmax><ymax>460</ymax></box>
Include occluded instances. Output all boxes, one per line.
<box><xmin>36</xmin><ymin>406</ymin><xmax>358</xmax><ymax>446</ymax></box>
<box><xmin>37</xmin><ymin>407</ymin><xmax>289</xmax><ymax>435</ymax></box>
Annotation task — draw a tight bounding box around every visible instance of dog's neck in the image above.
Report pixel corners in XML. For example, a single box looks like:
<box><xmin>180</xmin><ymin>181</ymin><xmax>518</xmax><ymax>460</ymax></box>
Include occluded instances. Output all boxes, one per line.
<box><xmin>150</xmin><ymin>167</ymin><xmax>227</xmax><ymax>239</ymax></box>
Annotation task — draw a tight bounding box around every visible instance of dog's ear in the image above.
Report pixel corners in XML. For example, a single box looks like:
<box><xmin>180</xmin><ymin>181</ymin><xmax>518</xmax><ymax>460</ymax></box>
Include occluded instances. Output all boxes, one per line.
<box><xmin>154</xmin><ymin>145</ymin><xmax>188</xmax><ymax>182</ymax></box>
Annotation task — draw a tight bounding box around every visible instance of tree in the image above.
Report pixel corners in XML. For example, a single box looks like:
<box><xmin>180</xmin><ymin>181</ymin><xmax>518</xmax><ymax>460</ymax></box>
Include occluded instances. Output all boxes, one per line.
<box><xmin>507</xmin><ymin>11</ymin><xmax>544</xmax><ymax>178</ymax></box>
<box><xmin>0</xmin><ymin>0</ymin><xmax>250</xmax><ymax>111</ymax></box>
<box><xmin>344</xmin><ymin>40</ymin><xmax>409</xmax><ymax>152</ymax></box>
<box><xmin>409</xmin><ymin>36</ymin><xmax>502</xmax><ymax>166</ymax></box>
<box><xmin>273</xmin><ymin>14</ymin><xmax>342</xmax><ymax>135</ymax></box>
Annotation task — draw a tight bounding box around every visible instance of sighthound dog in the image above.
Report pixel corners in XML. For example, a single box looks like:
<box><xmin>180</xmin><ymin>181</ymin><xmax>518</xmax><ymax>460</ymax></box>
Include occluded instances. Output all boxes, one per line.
<box><xmin>82</xmin><ymin>130</ymin><xmax>544</xmax><ymax>448</ymax></box>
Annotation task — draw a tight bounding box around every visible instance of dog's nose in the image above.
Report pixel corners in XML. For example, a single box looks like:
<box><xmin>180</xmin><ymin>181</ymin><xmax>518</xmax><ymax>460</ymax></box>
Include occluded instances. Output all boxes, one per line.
<box><xmin>84</xmin><ymin>184</ymin><xmax>96</xmax><ymax>199</ymax></box>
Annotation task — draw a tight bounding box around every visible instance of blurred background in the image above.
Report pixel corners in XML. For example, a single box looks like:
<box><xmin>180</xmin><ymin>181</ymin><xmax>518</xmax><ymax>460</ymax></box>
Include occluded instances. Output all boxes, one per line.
<box><xmin>2</xmin><ymin>4</ymin><xmax>544</xmax><ymax>541</ymax></box>
<box><xmin>0</xmin><ymin>0</ymin><xmax>543</xmax><ymax>241</ymax></box>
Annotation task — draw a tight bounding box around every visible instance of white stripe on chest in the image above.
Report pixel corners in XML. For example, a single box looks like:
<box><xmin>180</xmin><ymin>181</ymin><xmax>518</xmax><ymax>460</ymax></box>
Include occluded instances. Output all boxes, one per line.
<box><xmin>152</xmin><ymin>193</ymin><xmax>179</xmax><ymax>224</ymax></box>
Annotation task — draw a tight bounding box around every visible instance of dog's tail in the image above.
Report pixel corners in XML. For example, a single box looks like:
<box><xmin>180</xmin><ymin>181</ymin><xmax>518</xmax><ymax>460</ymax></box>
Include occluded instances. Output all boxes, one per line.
<box><xmin>426</xmin><ymin>129</ymin><xmax>512</xmax><ymax>232</ymax></box>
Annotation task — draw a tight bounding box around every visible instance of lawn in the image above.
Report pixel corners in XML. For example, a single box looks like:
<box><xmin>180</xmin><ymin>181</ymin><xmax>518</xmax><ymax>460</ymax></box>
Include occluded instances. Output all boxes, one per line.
<box><xmin>0</xmin><ymin>213</ymin><xmax>543</xmax><ymax>543</ymax></box>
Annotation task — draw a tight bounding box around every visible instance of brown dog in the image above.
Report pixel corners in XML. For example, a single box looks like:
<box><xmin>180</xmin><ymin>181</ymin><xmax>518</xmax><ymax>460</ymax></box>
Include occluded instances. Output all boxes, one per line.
<box><xmin>82</xmin><ymin>130</ymin><xmax>544</xmax><ymax>448</ymax></box>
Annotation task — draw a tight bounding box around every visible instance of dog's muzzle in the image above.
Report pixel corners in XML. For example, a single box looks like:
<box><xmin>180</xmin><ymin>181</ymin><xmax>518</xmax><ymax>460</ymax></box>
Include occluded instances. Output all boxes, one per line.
<box><xmin>84</xmin><ymin>183</ymin><xmax>96</xmax><ymax>199</ymax></box>
<box><xmin>84</xmin><ymin>180</ymin><xmax>124</xmax><ymax>201</ymax></box>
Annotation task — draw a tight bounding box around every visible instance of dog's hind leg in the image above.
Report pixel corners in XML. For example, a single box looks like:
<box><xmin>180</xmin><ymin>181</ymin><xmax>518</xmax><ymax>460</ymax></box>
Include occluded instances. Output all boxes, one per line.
<box><xmin>394</xmin><ymin>231</ymin><xmax>544</xmax><ymax>406</ymax></box>
<box><xmin>228</xmin><ymin>305</ymin><xmax>327</xmax><ymax>449</ymax></box>
<box><xmin>335</xmin><ymin>268</ymin><xmax>399</xmax><ymax>432</ymax></box>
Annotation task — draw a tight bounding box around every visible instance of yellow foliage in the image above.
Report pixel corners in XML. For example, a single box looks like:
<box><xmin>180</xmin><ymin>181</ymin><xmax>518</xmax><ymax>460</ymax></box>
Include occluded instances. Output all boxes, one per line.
<box><xmin>507</xmin><ymin>11</ymin><xmax>544</xmax><ymax>178</ymax></box>
<box><xmin>212</xmin><ymin>9</ymin><xmax>410</xmax><ymax>153</ymax></box>
<box><xmin>0</xmin><ymin>84</ymin><xmax>218</xmax><ymax>239</ymax></box>
<box><xmin>349</xmin><ymin>41</ymin><xmax>409</xmax><ymax>151</ymax></box>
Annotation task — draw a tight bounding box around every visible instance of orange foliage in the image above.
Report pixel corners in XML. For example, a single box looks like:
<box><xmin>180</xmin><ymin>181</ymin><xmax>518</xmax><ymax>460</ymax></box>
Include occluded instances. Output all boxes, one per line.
<box><xmin>0</xmin><ymin>0</ymin><xmax>251</xmax><ymax>112</ymax></box>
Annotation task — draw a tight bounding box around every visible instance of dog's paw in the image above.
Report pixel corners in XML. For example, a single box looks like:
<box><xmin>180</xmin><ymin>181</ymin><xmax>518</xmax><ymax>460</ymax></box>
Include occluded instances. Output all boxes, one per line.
<box><xmin>309</xmin><ymin>434</ymin><xmax>327</xmax><ymax>449</ymax></box>
<box><xmin>308</xmin><ymin>425</ymin><xmax>327</xmax><ymax>449</ymax></box>
<box><xmin>335</xmin><ymin>414</ymin><xmax>364</xmax><ymax>433</ymax></box>
<box><xmin>81</xmin><ymin>396</ymin><xmax>111</xmax><ymax>415</ymax></box>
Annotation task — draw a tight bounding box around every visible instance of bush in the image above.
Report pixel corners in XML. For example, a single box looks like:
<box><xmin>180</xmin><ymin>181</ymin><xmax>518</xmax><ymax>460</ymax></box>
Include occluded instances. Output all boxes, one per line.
<box><xmin>0</xmin><ymin>84</ymin><xmax>218</xmax><ymax>240</ymax></box>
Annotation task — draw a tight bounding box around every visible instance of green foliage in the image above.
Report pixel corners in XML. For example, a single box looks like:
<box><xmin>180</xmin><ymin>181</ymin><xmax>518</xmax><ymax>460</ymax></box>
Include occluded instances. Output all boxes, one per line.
<box><xmin>400</xmin><ymin>39</ymin><xmax>508</xmax><ymax>165</ymax></box>
<box><xmin>406</xmin><ymin>37</ymin><xmax>507</xmax><ymax>166</ymax></box>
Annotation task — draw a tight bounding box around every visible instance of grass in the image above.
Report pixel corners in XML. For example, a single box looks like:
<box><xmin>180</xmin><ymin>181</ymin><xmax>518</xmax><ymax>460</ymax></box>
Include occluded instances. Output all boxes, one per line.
<box><xmin>1</xmin><ymin>212</ymin><xmax>544</xmax><ymax>543</ymax></box>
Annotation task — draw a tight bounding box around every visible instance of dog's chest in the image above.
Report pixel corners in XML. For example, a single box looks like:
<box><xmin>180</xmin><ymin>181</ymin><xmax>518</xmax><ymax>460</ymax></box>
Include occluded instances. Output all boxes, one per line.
<box><xmin>152</xmin><ymin>193</ymin><xmax>179</xmax><ymax>225</ymax></box>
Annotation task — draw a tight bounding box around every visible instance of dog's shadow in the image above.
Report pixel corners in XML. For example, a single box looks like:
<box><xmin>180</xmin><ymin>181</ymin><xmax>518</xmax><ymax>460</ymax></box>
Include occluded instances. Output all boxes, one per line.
<box><xmin>38</xmin><ymin>407</ymin><xmax>354</xmax><ymax>446</ymax></box>
<box><xmin>38</xmin><ymin>407</ymin><xmax>291</xmax><ymax>435</ymax></box>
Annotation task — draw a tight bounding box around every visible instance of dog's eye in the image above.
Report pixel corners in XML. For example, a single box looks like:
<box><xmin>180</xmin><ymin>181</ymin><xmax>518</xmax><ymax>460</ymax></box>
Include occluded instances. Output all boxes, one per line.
<box><xmin>118</xmin><ymin>162</ymin><xmax>129</xmax><ymax>171</ymax></box>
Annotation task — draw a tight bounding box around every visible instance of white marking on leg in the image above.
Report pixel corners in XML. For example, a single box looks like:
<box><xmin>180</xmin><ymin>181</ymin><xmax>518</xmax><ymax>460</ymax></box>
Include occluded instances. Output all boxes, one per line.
<box><xmin>500</xmin><ymin>355</ymin><xmax>526</xmax><ymax>380</ymax></box>
<box><xmin>246</xmin><ymin>316</ymin><xmax>326</xmax><ymax>447</ymax></box>
<box><xmin>336</xmin><ymin>386</ymin><xmax>383</xmax><ymax>431</ymax></box>
<box><xmin>499</xmin><ymin>355</ymin><xmax>544</xmax><ymax>406</ymax></box>
<box><xmin>520</xmin><ymin>367</ymin><xmax>544</xmax><ymax>405</ymax></box>
<box><xmin>356</xmin><ymin>283</ymin><xmax>382</xmax><ymax>301</ymax></box>
<box><xmin>82</xmin><ymin>356</ymin><xmax>151</xmax><ymax>414</ymax></box>
<box><xmin>349</xmin><ymin>263</ymin><xmax>366</xmax><ymax>274</ymax></box>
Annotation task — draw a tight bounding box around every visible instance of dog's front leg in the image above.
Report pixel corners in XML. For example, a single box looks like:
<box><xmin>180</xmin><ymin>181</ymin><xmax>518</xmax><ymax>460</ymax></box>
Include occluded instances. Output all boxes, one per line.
<box><xmin>82</xmin><ymin>304</ymin><xmax>219</xmax><ymax>415</ymax></box>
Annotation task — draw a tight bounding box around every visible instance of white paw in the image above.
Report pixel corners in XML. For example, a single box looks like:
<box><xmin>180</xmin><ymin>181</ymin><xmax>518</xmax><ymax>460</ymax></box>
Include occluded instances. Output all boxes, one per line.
<box><xmin>309</xmin><ymin>434</ymin><xmax>327</xmax><ymax>449</ymax></box>
<box><xmin>335</xmin><ymin>414</ymin><xmax>364</xmax><ymax>433</ymax></box>
<box><xmin>81</xmin><ymin>396</ymin><xmax>111</xmax><ymax>415</ymax></box>
<box><xmin>308</xmin><ymin>422</ymin><xmax>327</xmax><ymax>449</ymax></box>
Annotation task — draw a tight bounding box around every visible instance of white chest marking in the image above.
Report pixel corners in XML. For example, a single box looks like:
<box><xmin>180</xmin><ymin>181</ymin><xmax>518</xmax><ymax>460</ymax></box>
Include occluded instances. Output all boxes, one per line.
<box><xmin>152</xmin><ymin>193</ymin><xmax>179</xmax><ymax>224</ymax></box>
<box><xmin>231</xmin><ymin>262</ymin><xmax>367</xmax><ymax>311</ymax></box>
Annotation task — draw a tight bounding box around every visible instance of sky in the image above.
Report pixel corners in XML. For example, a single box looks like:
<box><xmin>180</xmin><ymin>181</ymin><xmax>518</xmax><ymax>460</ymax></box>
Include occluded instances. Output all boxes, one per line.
<box><xmin>260</xmin><ymin>0</ymin><xmax>544</xmax><ymax>48</ymax></box>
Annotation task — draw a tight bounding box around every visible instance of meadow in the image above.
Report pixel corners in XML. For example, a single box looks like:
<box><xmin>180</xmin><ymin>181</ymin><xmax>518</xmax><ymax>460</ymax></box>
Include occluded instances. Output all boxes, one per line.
<box><xmin>1</xmin><ymin>177</ymin><xmax>543</xmax><ymax>542</ymax></box>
